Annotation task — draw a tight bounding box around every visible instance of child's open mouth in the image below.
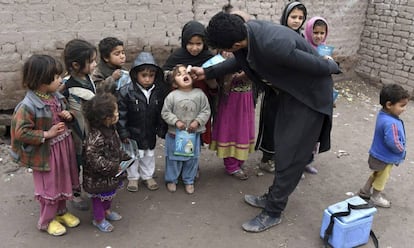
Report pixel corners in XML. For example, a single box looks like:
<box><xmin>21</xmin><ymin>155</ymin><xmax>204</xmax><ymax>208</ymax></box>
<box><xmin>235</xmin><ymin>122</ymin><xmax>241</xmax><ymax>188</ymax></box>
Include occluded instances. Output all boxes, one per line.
<box><xmin>183</xmin><ymin>75</ymin><xmax>190</xmax><ymax>82</ymax></box>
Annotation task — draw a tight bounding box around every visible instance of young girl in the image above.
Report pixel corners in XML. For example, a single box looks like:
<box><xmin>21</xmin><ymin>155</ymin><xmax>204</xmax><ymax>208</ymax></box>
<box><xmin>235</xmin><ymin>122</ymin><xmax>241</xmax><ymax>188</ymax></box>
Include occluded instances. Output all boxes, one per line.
<box><xmin>11</xmin><ymin>55</ymin><xmax>80</xmax><ymax>236</ymax></box>
<box><xmin>256</xmin><ymin>1</ymin><xmax>308</xmax><ymax>174</ymax></box>
<box><xmin>82</xmin><ymin>93</ymin><xmax>130</xmax><ymax>232</ymax></box>
<box><xmin>161</xmin><ymin>64</ymin><xmax>211</xmax><ymax>194</ymax></box>
<box><xmin>304</xmin><ymin>16</ymin><xmax>329</xmax><ymax>50</ymax></box>
<box><xmin>209</xmin><ymin>51</ymin><xmax>255</xmax><ymax>180</ymax></box>
<box><xmin>63</xmin><ymin>39</ymin><xmax>97</xmax><ymax>210</ymax></box>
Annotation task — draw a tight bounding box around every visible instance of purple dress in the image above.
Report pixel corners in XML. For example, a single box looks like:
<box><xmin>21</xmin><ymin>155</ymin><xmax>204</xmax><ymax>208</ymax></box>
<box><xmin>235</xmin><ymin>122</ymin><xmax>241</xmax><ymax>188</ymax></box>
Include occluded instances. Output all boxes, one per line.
<box><xmin>33</xmin><ymin>96</ymin><xmax>79</xmax><ymax>205</ymax></box>
<box><xmin>209</xmin><ymin>78</ymin><xmax>255</xmax><ymax>173</ymax></box>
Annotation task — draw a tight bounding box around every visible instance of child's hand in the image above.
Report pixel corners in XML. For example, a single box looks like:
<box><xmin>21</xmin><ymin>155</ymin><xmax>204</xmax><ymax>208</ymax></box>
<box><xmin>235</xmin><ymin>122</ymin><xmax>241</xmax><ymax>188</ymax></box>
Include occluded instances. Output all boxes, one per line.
<box><xmin>58</xmin><ymin>110</ymin><xmax>73</xmax><ymax>121</ymax></box>
<box><xmin>45</xmin><ymin>122</ymin><xmax>65</xmax><ymax>139</ymax></box>
<box><xmin>175</xmin><ymin>120</ymin><xmax>186</xmax><ymax>130</ymax></box>
<box><xmin>187</xmin><ymin>120</ymin><xmax>199</xmax><ymax>133</ymax></box>
<box><xmin>112</xmin><ymin>69</ymin><xmax>122</xmax><ymax>81</ymax></box>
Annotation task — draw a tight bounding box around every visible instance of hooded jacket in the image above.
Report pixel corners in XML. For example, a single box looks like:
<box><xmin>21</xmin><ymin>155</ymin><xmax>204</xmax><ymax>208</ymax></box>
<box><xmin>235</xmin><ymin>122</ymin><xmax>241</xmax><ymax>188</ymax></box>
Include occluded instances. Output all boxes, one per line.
<box><xmin>117</xmin><ymin>52</ymin><xmax>168</xmax><ymax>149</ymax></box>
<box><xmin>205</xmin><ymin>20</ymin><xmax>340</xmax><ymax>153</ymax></box>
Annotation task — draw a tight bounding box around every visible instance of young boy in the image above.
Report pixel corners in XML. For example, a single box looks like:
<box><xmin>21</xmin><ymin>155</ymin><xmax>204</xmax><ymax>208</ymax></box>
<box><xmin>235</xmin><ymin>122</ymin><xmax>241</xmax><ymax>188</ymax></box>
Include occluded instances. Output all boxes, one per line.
<box><xmin>117</xmin><ymin>52</ymin><xmax>167</xmax><ymax>192</ymax></box>
<box><xmin>161</xmin><ymin>64</ymin><xmax>211</xmax><ymax>194</ymax></box>
<box><xmin>92</xmin><ymin>37</ymin><xmax>128</xmax><ymax>93</ymax></box>
<box><xmin>359</xmin><ymin>84</ymin><xmax>409</xmax><ymax>208</ymax></box>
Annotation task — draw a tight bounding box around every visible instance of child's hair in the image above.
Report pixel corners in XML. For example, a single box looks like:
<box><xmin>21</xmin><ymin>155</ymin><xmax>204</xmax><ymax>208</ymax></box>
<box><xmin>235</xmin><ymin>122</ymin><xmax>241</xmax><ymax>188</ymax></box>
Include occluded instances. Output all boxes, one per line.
<box><xmin>170</xmin><ymin>64</ymin><xmax>186</xmax><ymax>85</ymax></box>
<box><xmin>206</xmin><ymin>12</ymin><xmax>247</xmax><ymax>49</ymax></box>
<box><xmin>83</xmin><ymin>92</ymin><xmax>117</xmax><ymax>128</ymax></box>
<box><xmin>64</xmin><ymin>39</ymin><xmax>97</xmax><ymax>74</ymax></box>
<box><xmin>22</xmin><ymin>54</ymin><xmax>63</xmax><ymax>90</ymax></box>
<box><xmin>98</xmin><ymin>37</ymin><xmax>124</xmax><ymax>62</ymax></box>
<box><xmin>314</xmin><ymin>19</ymin><xmax>327</xmax><ymax>29</ymax></box>
<box><xmin>379</xmin><ymin>84</ymin><xmax>410</xmax><ymax>107</ymax></box>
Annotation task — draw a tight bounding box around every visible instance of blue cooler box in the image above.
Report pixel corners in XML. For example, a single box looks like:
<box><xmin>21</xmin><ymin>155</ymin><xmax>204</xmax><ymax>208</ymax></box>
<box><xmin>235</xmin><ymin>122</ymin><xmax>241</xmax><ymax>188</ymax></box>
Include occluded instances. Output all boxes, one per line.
<box><xmin>320</xmin><ymin>196</ymin><xmax>377</xmax><ymax>248</ymax></box>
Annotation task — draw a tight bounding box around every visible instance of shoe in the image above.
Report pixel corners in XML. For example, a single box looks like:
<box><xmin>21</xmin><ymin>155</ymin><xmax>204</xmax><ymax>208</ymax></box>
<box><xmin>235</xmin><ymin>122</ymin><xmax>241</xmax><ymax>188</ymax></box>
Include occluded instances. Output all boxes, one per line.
<box><xmin>70</xmin><ymin>196</ymin><xmax>89</xmax><ymax>211</ymax></box>
<box><xmin>127</xmin><ymin>180</ymin><xmax>138</xmax><ymax>192</ymax></box>
<box><xmin>55</xmin><ymin>212</ymin><xmax>80</xmax><ymax>228</ymax></box>
<box><xmin>232</xmin><ymin>169</ymin><xmax>248</xmax><ymax>180</ymax></box>
<box><xmin>166</xmin><ymin>183</ymin><xmax>176</xmax><ymax>192</ymax></box>
<box><xmin>259</xmin><ymin>160</ymin><xmax>275</xmax><ymax>173</ymax></box>
<box><xmin>106</xmin><ymin>211</ymin><xmax>122</xmax><ymax>221</ymax></box>
<box><xmin>244</xmin><ymin>194</ymin><xmax>267</xmax><ymax>209</ymax></box>
<box><xmin>370</xmin><ymin>194</ymin><xmax>391</xmax><ymax>208</ymax></box>
<box><xmin>185</xmin><ymin>184</ymin><xmax>194</xmax><ymax>194</ymax></box>
<box><xmin>358</xmin><ymin>188</ymin><xmax>372</xmax><ymax>199</ymax></box>
<box><xmin>304</xmin><ymin>164</ymin><xmax>318</xmax><ymax>174</ymax></box>
<box><xmin>92</xmin><ymin>219</ymin><xmax>114</xmax><ymax>233</ymax></box>
<box><xmin>47</xmin><ymin>220</ymin><xmax>66</xmax><ymax>236</ymax></box>
<box><xmin>241</xmin><ymin>211</ymin><xmax>282</xmax><ymax>233</ymax></box>
<box><xmin>143</xmin><ymin>178</ymin><xmax>159</xmax><ymax>191</ymax></box>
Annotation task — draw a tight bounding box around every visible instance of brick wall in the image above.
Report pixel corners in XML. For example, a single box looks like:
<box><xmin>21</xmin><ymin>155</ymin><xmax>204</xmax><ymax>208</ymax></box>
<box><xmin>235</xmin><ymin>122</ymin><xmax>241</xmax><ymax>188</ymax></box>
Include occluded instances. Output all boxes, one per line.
<box><xmin>0</xmin><ymin>0</ymin><xmax>368</xmax><ymax>111</ymax></box>
<box><xmin>356</xmin><ymin>0</ymin><xmax>414</xmax><ymax>93</ymax></box>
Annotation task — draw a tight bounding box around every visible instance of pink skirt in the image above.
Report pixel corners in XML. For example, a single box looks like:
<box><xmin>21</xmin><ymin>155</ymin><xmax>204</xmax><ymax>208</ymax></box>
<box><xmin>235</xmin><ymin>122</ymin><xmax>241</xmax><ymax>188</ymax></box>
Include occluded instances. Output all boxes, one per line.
<box><xmin>33</xmin><ymin>131</ymin><xmax>80</xmax><ymax>204</ymax></box>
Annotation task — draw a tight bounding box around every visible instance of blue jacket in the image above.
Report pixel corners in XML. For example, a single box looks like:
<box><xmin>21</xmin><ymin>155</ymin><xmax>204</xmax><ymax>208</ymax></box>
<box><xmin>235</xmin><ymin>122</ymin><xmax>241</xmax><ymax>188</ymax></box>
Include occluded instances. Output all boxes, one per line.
<box><xmin>369</xmin><ymin>110</ymin><xmax>406</xmax><ymax>165</ymax></box>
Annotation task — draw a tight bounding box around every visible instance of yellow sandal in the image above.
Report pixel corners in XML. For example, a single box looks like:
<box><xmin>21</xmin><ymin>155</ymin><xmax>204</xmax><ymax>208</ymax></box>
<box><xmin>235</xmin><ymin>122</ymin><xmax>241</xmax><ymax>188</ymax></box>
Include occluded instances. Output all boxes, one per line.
<box><xmin>47</xmin><ymin>220</ymin><xmax>66</xmax><ymax>236</ymax></box>
<box><xmin>55</xmin><ymin>212</ymin><xmax>80</xmax><ymax>228</ymax></box>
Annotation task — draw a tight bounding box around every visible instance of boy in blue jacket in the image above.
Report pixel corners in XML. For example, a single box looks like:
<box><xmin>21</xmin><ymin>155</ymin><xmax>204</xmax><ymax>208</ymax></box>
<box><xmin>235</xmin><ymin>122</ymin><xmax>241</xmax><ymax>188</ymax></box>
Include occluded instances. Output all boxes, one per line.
<box><xmin>359</xmin><ymin>84</ymin><xmax>409</xmax><ymax>208</ymax></box>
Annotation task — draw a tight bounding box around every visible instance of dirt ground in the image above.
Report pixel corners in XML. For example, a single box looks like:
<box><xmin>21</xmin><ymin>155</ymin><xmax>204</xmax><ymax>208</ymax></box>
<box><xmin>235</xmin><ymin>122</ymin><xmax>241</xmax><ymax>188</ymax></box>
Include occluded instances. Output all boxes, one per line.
<box><xmin>1</xmin><ymin>79</ymin><xmax>413</xmax><ymax>248</ymax></box>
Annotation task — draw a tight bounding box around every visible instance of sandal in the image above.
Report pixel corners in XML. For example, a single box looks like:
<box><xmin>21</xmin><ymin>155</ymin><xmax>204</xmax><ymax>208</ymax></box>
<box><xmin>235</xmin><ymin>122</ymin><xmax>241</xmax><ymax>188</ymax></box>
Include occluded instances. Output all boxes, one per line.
<box><xmin>47</xmin><ymin>220</ymin><xmax>66</xmax><ymax>236</ymax></box>
<box><xmin>185</xmin><ymin>184</ymin><xmax>195</xmax><ymax>194</ymax></box>
<box><xmin>232</xmin><ymin>170</ymin><xmax>248</xmax><ymax>180</ymax></box>
<box><xmin>106</xmin><ymin>211</ymin><xmax>122</xmax><ymax>221</ymax></box>
<box><xmin>144</xmin><ymin>178</ymin><xmax>159</xmax><ymax>191</ymax></box>
<box><xmin>92</xmin><ymin>219</ymin><xmax>114</xmax><ymax>233</ymax></box>
<box><xmin>127</xmin><ymin>180</ymin><xmax>138</xmax><ymax>192</ymax></box>
<box><xmin>55</xmin><ymin>212</ymin><xmax>80</xmax><ymax>228</ymax></box>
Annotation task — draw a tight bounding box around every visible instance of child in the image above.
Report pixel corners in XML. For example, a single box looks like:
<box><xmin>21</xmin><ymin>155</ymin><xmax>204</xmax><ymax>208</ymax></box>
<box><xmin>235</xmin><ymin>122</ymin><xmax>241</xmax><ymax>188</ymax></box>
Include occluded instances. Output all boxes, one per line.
<box><xmin>162</xmin><ymin>20</ymin><xmax>215</xmax><ymax>145</ymax></box>
<box><xmin>161</xmin><ymin>64</ymin><xmax>211</xmax><ymax>194</ymax></box>
<box><xmin>304</xmin><ymin>16</ymin><xmax>329</xmax><ymax>50</ymax></box>
<box><xmin>92</xmin><ymin>37</ymin><xmax>128</xmax><ymax>93</ymax></box>
<box><xmin>117</xmin><ymin>52</ymin><xmax>167</xmax><ymax>192</ymax></box>
<box><xmin>11</xmin><ymin>55</ymin><xmax>80</xmax><ymax>236</ymax></box>
<box><xmin>359</xmin><ymin>84</ymin><xmax>409</xmax><ymax>208</ymax></box>
<box><xmin>82</xmin><ymin>93</ymin><xmax>130</xmax><ymax>232</ymax></box>
<box><xmin>63</xmin><ymin>39</ymin><xmax>97</xmax><ymax>210</ymax></box>
<box><xmin>209</xmin><ymin>51</ymin><xmax>256</xmax><ymax>180</ymax></box>
<box><xmin>256</xmin><ymin>1</ymin><xmax>307</xmax><ymax>174</ymax></box>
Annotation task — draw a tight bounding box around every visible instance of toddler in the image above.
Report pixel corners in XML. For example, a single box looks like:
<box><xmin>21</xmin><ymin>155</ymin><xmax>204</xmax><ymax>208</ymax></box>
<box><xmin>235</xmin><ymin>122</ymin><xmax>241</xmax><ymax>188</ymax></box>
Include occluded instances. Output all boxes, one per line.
<box><xmin>82</xmin><ymin>93</ymin><xmax>130</xmax><ymax>232</ymax></box>
<box><xmin>161</xmin><ymin>64</ymin><xmax>211</xmax><ymax>194</ymax></box>
<box><xmin>359</xmin><ymin>84</ymin><xmax>409</xmax><ymax>208</ymax></box>
<box><xmin>117</xmin><ymin>52</ymin><xmax>167</xmax><ymax>192</ymax></box>
<box><xmin>11</xmin><ymin>55</ymin><xmax>80</xmax><ymax>236</ymax></box>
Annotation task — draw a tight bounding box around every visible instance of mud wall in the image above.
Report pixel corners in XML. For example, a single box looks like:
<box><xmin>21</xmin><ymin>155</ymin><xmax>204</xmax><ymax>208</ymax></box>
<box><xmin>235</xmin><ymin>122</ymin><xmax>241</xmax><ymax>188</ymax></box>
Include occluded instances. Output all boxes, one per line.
<box><xmin>356</xmin><ymin>0</ymin><xmax>414</xmax><ymax>93</ymax></box>
<box><xmin>0</xmin><ymin>0</ymin><xmax>368</xmax><ymax>111</ymax></box>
